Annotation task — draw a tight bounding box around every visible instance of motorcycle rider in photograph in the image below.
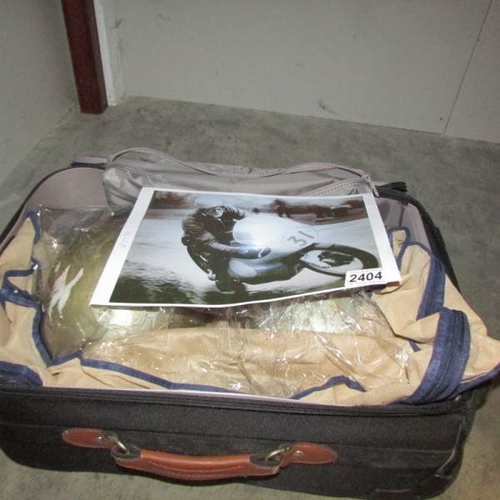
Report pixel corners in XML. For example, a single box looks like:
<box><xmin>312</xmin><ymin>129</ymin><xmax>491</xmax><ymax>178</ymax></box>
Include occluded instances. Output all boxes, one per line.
<box><xmin>181</xmin><ymin>197</ymin><xmax>270</xmax><ymax>292</ymax></box>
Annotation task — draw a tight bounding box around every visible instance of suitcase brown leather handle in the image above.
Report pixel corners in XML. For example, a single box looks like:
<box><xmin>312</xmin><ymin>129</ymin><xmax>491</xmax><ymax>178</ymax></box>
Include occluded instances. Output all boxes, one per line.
<box><xmin>62</xmin><ymin>428</ymin><xmax>337</xmax><ymax>482</ymax></box>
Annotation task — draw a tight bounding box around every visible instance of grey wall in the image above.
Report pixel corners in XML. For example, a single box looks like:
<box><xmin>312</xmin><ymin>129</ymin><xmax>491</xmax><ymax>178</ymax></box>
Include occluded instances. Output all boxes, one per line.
<box><xmin>0</xmin><ymin>1</ymin><xmax>76</xmax><ymax>185</ymax></box>
<box><xmin>107</xmin><ymin>0</ymin><xmax>500</xmax><ymax>143</ymax></box>
<box><xmin>446</xmin><ymin>0</ymin><xmax>500</xmax><ymax>142</ymax></box>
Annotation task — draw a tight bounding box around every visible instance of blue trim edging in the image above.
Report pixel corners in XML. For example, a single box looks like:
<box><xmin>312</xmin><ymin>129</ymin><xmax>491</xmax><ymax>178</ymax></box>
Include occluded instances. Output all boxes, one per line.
<box><xmin>0</xmin><ymin>361</ymin><xmax>43</xmax><ymax>386</ymax></box>
<box><xmin>404</xmin><ymin>309</ymin><xmax>471</xmax><ymax>404</ymax></box>
<box><xmin>291</xmin><ymin>376</ymin><xmax>365</xmax><ymax>400</ymax></box>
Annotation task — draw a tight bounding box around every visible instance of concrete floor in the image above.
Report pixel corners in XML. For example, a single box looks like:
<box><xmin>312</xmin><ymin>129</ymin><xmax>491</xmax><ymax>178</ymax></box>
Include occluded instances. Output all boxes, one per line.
<box><xmin>1</xmin><ymin>96</ymin><xmax>499</xmax><ymax>499</ymax></box>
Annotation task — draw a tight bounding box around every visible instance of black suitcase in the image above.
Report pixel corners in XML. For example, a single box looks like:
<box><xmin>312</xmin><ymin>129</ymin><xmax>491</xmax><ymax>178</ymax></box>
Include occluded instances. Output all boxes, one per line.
<box><xmin>0</xmin><ymin>164</ymin><xmax>491</xmax><ymax>500</ymax></box>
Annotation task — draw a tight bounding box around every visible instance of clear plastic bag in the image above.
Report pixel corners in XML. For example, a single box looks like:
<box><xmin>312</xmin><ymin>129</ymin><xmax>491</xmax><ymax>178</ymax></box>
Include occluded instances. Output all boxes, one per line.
<box><xmin>32</xmin><ymin>207</ymin><xmax>411</xmax><ymax>398</ymax></box>
<box><xmin>84</xmin><ymin>292</ymin><xmax>412</xmax><ymax>399</ymax></box>
<box><xmin>230</xmin><ymin>294</ymin><xmax>412</xmax><ymax>395</ymax></box>
<box><xmin>33</xmin><ymin>208</ymin><xmax>206</xmax><ymax>359</ymax></box>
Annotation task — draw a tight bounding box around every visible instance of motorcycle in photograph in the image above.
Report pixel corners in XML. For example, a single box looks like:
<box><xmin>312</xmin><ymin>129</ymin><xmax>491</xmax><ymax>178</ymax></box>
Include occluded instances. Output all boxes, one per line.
<box><xmin>218</xmin><ymin>214</ymin><xmax>379</xmax><ymax>293</ymax></box>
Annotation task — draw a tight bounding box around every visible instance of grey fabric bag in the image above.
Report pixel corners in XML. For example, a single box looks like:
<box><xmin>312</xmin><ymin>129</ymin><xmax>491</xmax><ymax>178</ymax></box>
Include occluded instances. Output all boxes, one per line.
<box><xmin>76</xmin><ymin>147</ymin><xmax>378</xmax><ymax>213</ymax></box>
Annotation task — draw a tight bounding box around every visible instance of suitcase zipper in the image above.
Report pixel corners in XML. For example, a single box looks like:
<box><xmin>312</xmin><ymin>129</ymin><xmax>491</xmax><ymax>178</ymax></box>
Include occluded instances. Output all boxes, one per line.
<box><xmin>0</xmin><ymin>385</ymin><xmax>472</xmax><ymax>417</ymax></box>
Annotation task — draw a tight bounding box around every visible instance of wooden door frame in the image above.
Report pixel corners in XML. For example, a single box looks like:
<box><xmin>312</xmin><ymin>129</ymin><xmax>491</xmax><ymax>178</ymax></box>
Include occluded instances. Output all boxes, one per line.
<box><xmin>61</xmin><ymin>0</ymin><xmax>107</xmax><ymax>114</ymax></box>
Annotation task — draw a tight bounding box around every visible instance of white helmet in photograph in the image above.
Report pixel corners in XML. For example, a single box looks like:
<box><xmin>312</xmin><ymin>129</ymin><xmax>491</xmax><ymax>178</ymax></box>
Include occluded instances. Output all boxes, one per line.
<box><xmin>194</xmin><ymin>196</ymin><xmax>224</xmax><ymax>210</ymax></box>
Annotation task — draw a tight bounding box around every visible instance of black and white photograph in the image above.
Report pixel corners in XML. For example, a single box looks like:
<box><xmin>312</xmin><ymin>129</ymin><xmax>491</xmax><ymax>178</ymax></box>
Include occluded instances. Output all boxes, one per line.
<box><xmin>91</xmin><ymin>188</ymin><xmax>400</xmax><ymax>307</ymax></box>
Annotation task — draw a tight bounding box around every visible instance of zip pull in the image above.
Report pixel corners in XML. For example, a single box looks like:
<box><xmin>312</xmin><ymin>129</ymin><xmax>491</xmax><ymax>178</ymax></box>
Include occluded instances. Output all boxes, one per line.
<box><xmin>363</xmin><ymin>174</ymin><xmax>379</xmax><ymax>197</ymax></box>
